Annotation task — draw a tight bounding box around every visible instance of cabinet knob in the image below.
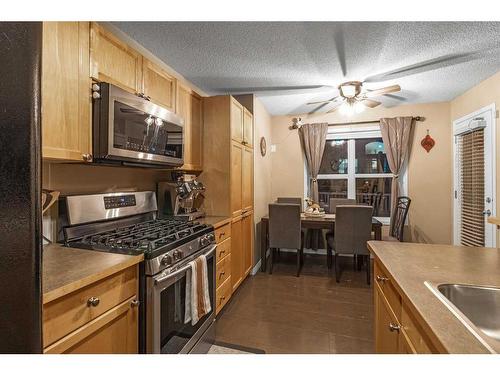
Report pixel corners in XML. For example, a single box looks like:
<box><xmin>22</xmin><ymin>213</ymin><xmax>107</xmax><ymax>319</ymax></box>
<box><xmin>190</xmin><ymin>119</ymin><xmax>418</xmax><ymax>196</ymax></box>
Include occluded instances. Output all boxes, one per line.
<box><xmin>87</xmin><ymin>296</ymin><xmax>100</xmax><ymax>307</ymax></box>
<box><xmin>130</xmin><ymin>299</ymin><xmax>140</xmax><ymax>308</ymax></box>
<box><xmin>82</xmin><ymin>153</ymin><xmax>93</xmax><ymax>162</ymax></box>
<box><xmin>376</xmin><ymin>275</ymin><xmax>389</xmax><ymax>283</ymax></box>
<box><xmin>388</xmin><ymin>323</ymin><xmax>401</xmax><ymax>332</ymax></box>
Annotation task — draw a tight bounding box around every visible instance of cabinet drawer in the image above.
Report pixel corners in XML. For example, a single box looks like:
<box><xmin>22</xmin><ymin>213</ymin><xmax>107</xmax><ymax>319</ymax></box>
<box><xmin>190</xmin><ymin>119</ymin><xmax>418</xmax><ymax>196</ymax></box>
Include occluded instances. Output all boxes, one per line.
<box><xmin>216</xmin><ymin>238</ymin><xmax>231</xmax><ymax>262</ymax></box>
<box><xmin>374</xmin><ymin>261</ymin><xmax>402</xmax><ymax>320</ymax></box>
<box><xmin>216</xmin><ymin>277</ymin><xmax>232</xmax><ymax>314</ymax></box>
<box><xmin>216</xmin><ymin>254</ymin><xmax>231</xmax><ymax>288</ymax></box>
<box><xmin>43</xmin><ymin>266</ymin><xmax>137</xmax><ymax>347</ymax></box>
<box><xmin>215</xmin><ymin>223</ymin><xmax>231</xmax><ymax>244</ymax></box>
<box><xmin>401</xmin><ymin>304</ymin><xmax>433</xmax><ymax>353</ymax></box>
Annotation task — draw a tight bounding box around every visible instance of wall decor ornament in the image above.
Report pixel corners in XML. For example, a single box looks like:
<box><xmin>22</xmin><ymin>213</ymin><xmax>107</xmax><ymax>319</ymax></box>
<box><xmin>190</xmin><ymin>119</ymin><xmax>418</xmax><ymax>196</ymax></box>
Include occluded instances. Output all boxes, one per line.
<box><xmin>260</xmin><ymin>136</ymin><xmax>267</xmax><ymax>156</ymax></box>
<box><xmin>421</xmin><ymin>129</ymin><xmax>435</xmax><ymax>153</ymax></box>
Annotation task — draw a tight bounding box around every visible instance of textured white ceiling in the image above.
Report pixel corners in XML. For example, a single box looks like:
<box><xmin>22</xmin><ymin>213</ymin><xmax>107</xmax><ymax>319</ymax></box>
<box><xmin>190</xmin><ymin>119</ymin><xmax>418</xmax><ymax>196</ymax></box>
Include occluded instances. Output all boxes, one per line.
<box><xmin>113</xmin><ymin>22</ymin><xmax>500</xmax><ymax>115</ymax></box>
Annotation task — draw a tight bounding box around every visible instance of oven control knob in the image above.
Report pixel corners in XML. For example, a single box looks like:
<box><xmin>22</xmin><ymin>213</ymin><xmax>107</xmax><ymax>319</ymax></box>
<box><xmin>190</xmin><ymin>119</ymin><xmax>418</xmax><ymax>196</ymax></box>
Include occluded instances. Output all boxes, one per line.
<box><xmin>161</xmin><ymin>254</ymin><xmax>173</xmax><ymax>266</ymax></box>
<box><xmin>200</xmin><ymin>235</ymin><xmax>210</xmax><ymax>247</ymax></box>
<box><xmin>207</xmin><ymin>233</ymin><xmax>215</xmax><ymax>243</ymax></box>
<box><xmin>173</xmin><ymin>250</ymin><xmax>182</xmax><ymax>260</ymax></box>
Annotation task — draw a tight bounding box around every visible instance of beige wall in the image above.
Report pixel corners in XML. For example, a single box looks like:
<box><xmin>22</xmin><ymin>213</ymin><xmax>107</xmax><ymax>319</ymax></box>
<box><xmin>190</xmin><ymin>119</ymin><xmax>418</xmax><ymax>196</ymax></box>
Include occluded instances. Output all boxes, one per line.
<box><xmin>270</xmin><ymin>102</ymin><xmax>453</xmax><ymax>244</ymax></box>
<box><xmin>253</xmin><ymin>98</ymin><xmax>273</xmax><ymax>267</ymax></box>
<box><xmin>450</xmin><ymin>71</ymin><xmax>500</xmax><ymax>243</ymax></box>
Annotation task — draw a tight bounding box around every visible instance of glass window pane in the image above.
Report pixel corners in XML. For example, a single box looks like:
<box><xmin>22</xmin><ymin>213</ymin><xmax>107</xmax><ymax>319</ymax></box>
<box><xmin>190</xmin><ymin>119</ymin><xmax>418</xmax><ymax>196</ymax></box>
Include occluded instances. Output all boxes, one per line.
<box><xmin>355</xmin><ymin>137</ymin><xmax>390</xmax><ymax>174</ymax></box>
<box><xmin>355</xmin><ymin>178</ymin><xmax>392</xmax><ymax>217</ymax></box>
<box><xmin>317</xmin><ymin>179</ymin><xmax>348</xmax><ymax>210</ymax></box>
<box><xmin>319</xmin><ymin>139</ymin><xmax>348</xmax><ymax>174</ymax></box>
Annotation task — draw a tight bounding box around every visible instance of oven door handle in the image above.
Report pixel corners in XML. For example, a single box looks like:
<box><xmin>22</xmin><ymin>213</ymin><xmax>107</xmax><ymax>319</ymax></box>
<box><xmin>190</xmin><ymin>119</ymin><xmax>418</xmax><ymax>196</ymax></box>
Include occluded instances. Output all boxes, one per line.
<box><xmin>153</xmin><ymin>244</ymin><xmax>217</xmax><ymax>286</ymax></box>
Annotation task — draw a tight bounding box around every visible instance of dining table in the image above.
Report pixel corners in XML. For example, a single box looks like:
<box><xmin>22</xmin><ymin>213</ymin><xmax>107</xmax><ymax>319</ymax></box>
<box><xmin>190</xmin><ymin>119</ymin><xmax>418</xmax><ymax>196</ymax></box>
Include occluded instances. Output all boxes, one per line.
<box><xmin>259</xmin><ymin>213</ymin><xmax>383</xmax><ymax>272</ymax></box>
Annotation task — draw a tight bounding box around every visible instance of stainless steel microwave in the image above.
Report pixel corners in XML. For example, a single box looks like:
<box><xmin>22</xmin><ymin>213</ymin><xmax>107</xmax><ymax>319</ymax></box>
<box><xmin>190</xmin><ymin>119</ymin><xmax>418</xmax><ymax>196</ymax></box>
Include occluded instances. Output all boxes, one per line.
<box><xmin>92</xmin><ymin>82</ymin><xmax>184</xmax><ymax>167</ymax></box>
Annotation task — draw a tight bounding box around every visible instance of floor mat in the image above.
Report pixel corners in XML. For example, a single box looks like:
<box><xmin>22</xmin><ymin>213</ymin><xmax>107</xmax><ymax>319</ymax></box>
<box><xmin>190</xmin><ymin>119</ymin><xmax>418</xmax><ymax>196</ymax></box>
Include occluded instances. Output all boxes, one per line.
<box><xmin>208</xmin><ymin>341</ymin><xmax>266</xmax><ymax>354</ymax></box>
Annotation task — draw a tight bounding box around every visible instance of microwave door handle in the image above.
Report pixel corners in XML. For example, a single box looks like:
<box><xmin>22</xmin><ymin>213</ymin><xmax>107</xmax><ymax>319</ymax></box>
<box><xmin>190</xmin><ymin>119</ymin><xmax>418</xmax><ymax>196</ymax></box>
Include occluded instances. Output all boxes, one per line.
<box><xmin>153</xmin><ymin>244</ymin><xmax>217</xmax><ymax>286</ymax></box>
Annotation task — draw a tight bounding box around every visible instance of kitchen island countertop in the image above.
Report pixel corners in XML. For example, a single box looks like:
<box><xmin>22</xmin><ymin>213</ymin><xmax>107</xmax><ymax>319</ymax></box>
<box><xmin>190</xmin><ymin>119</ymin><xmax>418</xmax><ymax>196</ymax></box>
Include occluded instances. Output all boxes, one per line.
<box><xmin>368</xmin><ymin>240</ymin><xmax>500</xmax><ymax>353</ymax></box>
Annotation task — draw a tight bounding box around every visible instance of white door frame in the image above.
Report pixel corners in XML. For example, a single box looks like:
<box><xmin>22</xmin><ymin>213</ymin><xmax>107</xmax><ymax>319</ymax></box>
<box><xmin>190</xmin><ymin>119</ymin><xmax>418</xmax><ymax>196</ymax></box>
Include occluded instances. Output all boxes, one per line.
<box><xmin>452</xmin><ymin>103</ymin><xmax>496</xmax><ymax>247</ymax></box>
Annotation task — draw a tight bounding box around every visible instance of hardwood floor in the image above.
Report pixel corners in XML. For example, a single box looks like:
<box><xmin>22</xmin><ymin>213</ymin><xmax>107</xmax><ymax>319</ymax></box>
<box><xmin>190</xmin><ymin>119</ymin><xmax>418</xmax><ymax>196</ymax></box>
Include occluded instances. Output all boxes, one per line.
<box><xmin>215</xmin><ymin>253</ymin><xmax>375</xmax><ymax>354</ymax></box>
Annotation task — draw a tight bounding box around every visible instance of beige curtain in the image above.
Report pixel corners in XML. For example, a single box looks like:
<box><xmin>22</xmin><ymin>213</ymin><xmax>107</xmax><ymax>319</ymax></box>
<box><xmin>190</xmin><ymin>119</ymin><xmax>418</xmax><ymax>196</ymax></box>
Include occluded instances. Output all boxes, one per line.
<box><xmin>379</xmin><ymin>117</ymin><xmax>414</xmax><ymax>232</ymax></box>
<box><xmin>298</xmin><ymin>123</ymin><xmax>329</xmax><ymax>250</ymax></box>
<box><xmin>298</xmin><ymin>123</ymin><xmax>329</xmax><ymax>202</ymax></box>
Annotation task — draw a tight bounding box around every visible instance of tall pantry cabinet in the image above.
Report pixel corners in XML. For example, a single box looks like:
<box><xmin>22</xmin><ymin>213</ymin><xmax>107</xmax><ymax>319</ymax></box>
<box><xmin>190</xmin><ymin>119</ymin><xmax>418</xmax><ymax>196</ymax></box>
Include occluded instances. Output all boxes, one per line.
<box><xmin>201</xmin><ymin>96</ymin><xmax>254</xmax><ymax>308</ymax></box>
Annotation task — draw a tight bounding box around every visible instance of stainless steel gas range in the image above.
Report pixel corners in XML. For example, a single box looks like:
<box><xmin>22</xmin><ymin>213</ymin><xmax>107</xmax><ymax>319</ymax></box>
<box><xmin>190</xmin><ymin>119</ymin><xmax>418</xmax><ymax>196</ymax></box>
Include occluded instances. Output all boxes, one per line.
<box><xmin>59</xmin><ymin>191</ymin><xmax>216</xmax><ymax>354</ymax></box>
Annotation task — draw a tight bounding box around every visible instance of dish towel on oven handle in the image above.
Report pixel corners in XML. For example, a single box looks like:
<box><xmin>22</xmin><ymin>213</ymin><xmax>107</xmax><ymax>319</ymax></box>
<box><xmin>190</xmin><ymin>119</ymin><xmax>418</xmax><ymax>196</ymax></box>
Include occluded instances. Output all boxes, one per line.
<box><xmin>184</xmin><ymin>254</ymin><xmax>212</xmax><ymax>325</ymax></box>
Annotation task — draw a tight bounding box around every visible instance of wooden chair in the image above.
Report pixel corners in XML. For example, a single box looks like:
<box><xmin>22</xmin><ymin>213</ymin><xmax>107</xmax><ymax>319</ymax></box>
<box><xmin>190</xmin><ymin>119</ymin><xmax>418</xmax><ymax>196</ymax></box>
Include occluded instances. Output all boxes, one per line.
<box><xmin>268</xmin><ymin>203</ymin><xmax>304</xmax><ymax>277</ymax></box>
<box><xmin>325</xmin><ymin>205</ymin><xmax>373</xmax><ymax>284</ymax></box>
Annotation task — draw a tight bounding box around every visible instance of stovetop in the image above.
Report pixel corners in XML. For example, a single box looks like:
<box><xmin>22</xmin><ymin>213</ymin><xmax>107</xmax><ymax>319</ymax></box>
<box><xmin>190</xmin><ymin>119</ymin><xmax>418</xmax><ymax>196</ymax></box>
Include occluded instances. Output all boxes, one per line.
<box><xmin>66</xmin><ymin>218</ymin><xmax>214</xmax><ymax>260</ymax></box>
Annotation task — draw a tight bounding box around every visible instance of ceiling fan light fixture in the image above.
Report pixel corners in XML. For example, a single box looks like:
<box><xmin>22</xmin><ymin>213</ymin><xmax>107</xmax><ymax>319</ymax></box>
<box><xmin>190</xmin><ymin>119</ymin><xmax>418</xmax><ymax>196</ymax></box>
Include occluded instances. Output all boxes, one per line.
<box><xmin>339</xmin><ymin>84</ymin><xmax>356</xmax><ymax>98</ymax></box>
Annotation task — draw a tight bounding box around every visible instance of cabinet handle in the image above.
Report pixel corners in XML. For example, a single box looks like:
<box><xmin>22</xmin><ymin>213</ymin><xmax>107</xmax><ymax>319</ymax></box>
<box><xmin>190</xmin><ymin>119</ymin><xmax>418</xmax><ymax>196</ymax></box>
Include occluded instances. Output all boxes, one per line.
<box><xmin>219</xmin><ymin>232</ymin><xmax>225</xmax><ymax>238</ymax></box>
<box><xmin>130</xmin><ymin>299</ymin><xmax>140</xmax><ymax>308</ymax></box>
<box><xmin>388</xmin><ymin>323</ymin><xmax>401</xmax><ymax>332</ymax></box>
<box><xmin>219</xmin><ymin>271</ymin><xmax>225</xmax><ymax>278</ymax></box>
<box><xmin>82</xmin><ymin>153</ymin><xmax>93</xmax><ymax>162</ymax></box>
<box><xmin>87</xmin><ymin>297</ymin><xmax>100</xmax><ymax>307</ymax></box>
<box><xmin>376</xmin><ymin>275</ymin><xmax>389</xmax><ymax>283</ymax></box>
<box><xmin>220</xmin><ymin>249</ymin><xmax>226</xmax><ymax>254</ymax></box>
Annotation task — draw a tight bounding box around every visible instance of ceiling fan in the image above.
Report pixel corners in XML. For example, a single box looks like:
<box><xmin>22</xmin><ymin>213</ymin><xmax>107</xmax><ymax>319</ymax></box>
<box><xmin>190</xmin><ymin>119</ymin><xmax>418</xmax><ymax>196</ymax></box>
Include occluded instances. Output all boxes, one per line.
<box><xmin>306</xmin><ymin>81</ymin><xmax>401</xmax><ymax>115</ymax></box>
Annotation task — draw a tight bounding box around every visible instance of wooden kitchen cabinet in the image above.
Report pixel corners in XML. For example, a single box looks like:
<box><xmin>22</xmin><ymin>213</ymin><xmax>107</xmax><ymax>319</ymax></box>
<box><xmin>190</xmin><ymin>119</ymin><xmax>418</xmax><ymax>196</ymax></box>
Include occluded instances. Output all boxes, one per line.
<box><xmin>231</xmin><ymin>141</ymin><xmax>244</xmax><ymax>217</ymax></box>
<box><xmin>243</xmin><ymin>108</ymin><xmax>253</xmax><ymax>147</ymax></box>
<box><xmin>242</xmin><ymin>211</ymin><xmax>254</xmax><ymax>276</ymax></box>
<box><xmin>230</xmin><ymin>216</ymin><xmax>244</xmax><ymax>291</ymax></box>
<box><xmin>90</xmin><ymin>22</ymin><xmax>142</xmax><ymax>94</ymax></box>
<box><xmin>242</xmin><ymin>147</ymin><xmax>253</xmax><ymax>212</ymax></box>
<box><xmin>42</xmin><ymin>22</ymin><xmax>92</xmax><ymax>162</ymax></box>
<box><xmin>177</xmin><ymin>83</ymin><xmax>203</xmax><ymax>171</ymax></box>
<box><xmin>43</xmin><ymin>264</ymin><xmax>139</xmax><ymax>354</ymax></box>
<box><xmin>230</xmin><ymin>98</ymin><xmax>244</xmax><ymax>143</ymax></box>
<box><xmin>373</xmin><ymin>259</ymin><xmax>439</xmax><ymax>353</ymax></box>
<box><xmin>215</xmin><ymin>222</ymin><xmax>232</xmax><ymax>315</ymax></box>
<box><xmin>142</xmin><ymin>58</ymin><xmax>177</xmax><ymax>111</ymax></box>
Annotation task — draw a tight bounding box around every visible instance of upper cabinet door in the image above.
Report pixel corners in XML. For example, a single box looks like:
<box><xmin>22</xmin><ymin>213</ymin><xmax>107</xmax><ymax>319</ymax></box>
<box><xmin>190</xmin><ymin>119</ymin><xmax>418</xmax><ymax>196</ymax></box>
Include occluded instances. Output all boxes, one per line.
<box><xmin>42</xmin><ymin>22</ymin><xmax>91</xmax><ymax>162</ymax></box>
<box><xmin>142</xmin><ymin>58</ymin><xmax>177</xmax><ymax>112</ymax></box>
<box><xmin>230</xmin><ymin>98</ymin><xmax>244</xmax><ymax>143</ymax></box>
<box><xmin>90</xmin><ymin>23</ymin><xmax>142</xmax><ymax>94</ymax></box>
<box><xmin>243</xmin><ymin>108</ymin><xmax>253</xmax><ymax>148</ymax></box>
<box><xmin>176</xmin><ymin>84</ymin><xmax>203</xmax><ymax>171</ymax></box>
<box><xmin>242</xmin><ymin>147</ymin><xmax>253</xmax><ymax>212</ymax></box>
<box><xmin>231</xmin><ymin>141</ymin><xmax>243</xmax><ymax>217</ymax></box>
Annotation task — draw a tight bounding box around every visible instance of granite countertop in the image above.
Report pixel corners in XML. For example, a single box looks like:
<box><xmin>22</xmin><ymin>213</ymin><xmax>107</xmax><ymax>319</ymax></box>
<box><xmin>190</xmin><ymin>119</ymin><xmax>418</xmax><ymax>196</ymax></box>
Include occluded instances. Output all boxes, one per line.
<box><xmin>197</xmin><ymin>215</ymin><xmax>231</xmax><ymax>229</ymax></box>
<box><xmin>368</xmin><ymin>241</ymin><xmax>500</xmax><ymax>353</ymax></box>
<box><xmin>43</xmin><ymin>243</ymin><xmax>144</xmax><ymax>304</ymax></box>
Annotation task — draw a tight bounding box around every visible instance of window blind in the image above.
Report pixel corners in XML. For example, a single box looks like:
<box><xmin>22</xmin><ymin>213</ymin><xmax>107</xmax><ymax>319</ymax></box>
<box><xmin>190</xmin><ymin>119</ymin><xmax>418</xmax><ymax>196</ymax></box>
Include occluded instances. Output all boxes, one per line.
<box><xmin>457</xmin><ymin>128</ymin><xmax>485</xmax><ymax>247</ymax></box>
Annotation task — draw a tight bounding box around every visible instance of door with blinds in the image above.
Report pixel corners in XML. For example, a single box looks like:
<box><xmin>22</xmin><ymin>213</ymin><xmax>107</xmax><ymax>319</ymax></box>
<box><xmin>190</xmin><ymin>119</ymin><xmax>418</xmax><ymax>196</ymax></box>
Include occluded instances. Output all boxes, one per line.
<box><xmin>453</xmin><ymin>104</ymin><xmax>496</xmax><ymax>248</ymax></box>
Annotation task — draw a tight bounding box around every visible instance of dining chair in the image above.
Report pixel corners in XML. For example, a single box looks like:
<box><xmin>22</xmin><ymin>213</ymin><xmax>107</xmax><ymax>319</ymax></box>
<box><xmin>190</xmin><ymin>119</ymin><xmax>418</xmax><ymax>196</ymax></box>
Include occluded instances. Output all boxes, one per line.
<box><xmin>387</xmin><ymin>196</ymin><xmax>411</xmax><ymax>242</ymax></box>
<box><xmin>328</xmin><ymin>198</ymin><xmax>357</xmax><ymax>214</ymax></box>
<box><xmin>325</xmin><ymin>205</ymin><xmax>373</xmax><ymax>284</ymax></box>
<box><xmin>277</xmin><ymin>197</ymin><xmax>302</xmax><ymax>206</ymax></box>
<box><xmin>268</xmin><ymin>203</ymin><xmax>304</xmax><ymax>277</ymax></box>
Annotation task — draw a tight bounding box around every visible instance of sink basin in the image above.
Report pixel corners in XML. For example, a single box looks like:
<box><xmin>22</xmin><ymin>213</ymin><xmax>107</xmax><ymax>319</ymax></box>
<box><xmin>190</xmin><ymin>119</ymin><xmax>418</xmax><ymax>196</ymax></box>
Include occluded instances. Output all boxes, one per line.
<box><xmin>437</xmin><ymin>284</ymin><xmax>500</xmax><ymax>342</ymax></box>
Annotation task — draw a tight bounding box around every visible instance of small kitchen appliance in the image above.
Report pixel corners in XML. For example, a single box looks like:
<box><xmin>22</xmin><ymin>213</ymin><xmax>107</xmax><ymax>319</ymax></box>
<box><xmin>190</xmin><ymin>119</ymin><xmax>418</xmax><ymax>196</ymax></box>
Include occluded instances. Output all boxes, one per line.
<box><xmin>59</xmin><ymin>191</ymin><xmax>216</xmax><ymax>354</ymax></box>
<box><xmin>157</xmin><ymin>174</ymin><xmax>206</xmax><ymax>221</ymax></box>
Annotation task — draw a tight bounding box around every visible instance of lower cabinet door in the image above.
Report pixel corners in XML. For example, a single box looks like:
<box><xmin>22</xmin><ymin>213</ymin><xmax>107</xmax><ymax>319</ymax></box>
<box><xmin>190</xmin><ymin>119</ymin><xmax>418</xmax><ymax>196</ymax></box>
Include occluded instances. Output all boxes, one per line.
<box><xmin>375</xmin><ymin>285</ymin><xmax>400</xmax><ymax>353</ymax></box>
<box><xmin>231</xmin><ymin>216</ymin><xmax>243</xmax><ymax>291</ymax></box>
<box><xmin>44</xmin><ymin>296</ymin><xmax>139</xmax><ymax>354</ymax></box>
<box><xmin>242</xmin><ymin>211</ymin><xmax>253</xmax><ymax>276</ymax></box>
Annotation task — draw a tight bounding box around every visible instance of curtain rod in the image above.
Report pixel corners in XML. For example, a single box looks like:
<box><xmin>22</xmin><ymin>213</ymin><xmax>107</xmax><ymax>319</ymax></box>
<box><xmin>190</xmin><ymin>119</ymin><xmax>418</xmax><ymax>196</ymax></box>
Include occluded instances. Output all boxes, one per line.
<box><xmin>290</xmin><ymin>116</ymin><xmax>424</xmax><ymax>129</ymax></box>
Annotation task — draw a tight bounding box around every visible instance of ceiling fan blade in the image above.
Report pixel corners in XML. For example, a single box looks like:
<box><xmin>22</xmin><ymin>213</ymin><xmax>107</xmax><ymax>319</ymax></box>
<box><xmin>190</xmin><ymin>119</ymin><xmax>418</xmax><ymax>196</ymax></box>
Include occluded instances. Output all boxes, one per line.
<box><xmin>361</xmin><ymin>99</ymin><xmax>381</xmax><ymax>108</ymax></box>
<box><xmin>364</xmin><ymin>85</ymin><xmax>401</xmax><ymax>98</ymax></box>
<box><xmin>306</xmin><ymin>96</ymin><xmax>340</xmax><ymax>105</ymax></box>
<box><xmin>327</xmin><ymin>105</ymin><xmax>341</xmax><ymax>114</ymax></box>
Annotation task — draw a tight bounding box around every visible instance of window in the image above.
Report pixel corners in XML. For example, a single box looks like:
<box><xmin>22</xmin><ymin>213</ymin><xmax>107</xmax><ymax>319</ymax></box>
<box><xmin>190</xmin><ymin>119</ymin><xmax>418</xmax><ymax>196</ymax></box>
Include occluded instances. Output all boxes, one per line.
<box><xmin>312</xmin><ymin>126</ymin><xmax>400</xmax><ymax>218</ymax></box>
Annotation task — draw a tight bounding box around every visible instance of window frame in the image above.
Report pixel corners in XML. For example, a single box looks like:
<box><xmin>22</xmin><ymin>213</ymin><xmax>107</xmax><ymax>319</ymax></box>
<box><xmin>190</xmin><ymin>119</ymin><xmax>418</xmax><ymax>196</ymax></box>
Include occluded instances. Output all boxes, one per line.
<box><xmin>305</xmin><ymin>124</ymin><xmax>408</xmax><ymax>223</ymax></box>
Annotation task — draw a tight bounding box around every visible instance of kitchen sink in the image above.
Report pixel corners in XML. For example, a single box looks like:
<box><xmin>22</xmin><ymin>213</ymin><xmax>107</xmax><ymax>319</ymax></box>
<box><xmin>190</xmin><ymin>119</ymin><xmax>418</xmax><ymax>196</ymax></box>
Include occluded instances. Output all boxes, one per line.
<box><xmin>437</xmin><ymin>284</ymin><xmax>500</xmax><ymax>342</ymax></box>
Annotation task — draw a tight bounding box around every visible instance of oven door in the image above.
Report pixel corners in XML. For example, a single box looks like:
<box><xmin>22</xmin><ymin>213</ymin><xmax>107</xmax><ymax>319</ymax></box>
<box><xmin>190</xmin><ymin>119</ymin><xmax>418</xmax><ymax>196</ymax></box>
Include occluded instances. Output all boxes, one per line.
<box><xmin>94</xmin><ymin>82</ymin><xmax>184</xmax><ymax>167</ymax></box>
<box><xmin>147</xmin><ymin>245</ymin><xmax>216</xmax><ymax>354</ymax></box>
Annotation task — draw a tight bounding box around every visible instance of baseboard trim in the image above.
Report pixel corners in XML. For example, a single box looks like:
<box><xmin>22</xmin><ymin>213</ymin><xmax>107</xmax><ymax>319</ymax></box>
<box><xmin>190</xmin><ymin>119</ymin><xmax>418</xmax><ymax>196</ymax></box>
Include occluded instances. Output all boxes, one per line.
<box><xmin>250</xmin><ymin>259</ymin><xmax>261</xmax><ymax>275</ymax></box>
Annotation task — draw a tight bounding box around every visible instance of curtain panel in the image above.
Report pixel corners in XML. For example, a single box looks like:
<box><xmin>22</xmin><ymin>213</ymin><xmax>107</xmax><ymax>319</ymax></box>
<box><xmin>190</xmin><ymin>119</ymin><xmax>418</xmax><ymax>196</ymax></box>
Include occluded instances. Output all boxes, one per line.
<box><xmin>379</xmin><ymin>117</ymin><xmax>414</xmax><ymax>233</ymax></box>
